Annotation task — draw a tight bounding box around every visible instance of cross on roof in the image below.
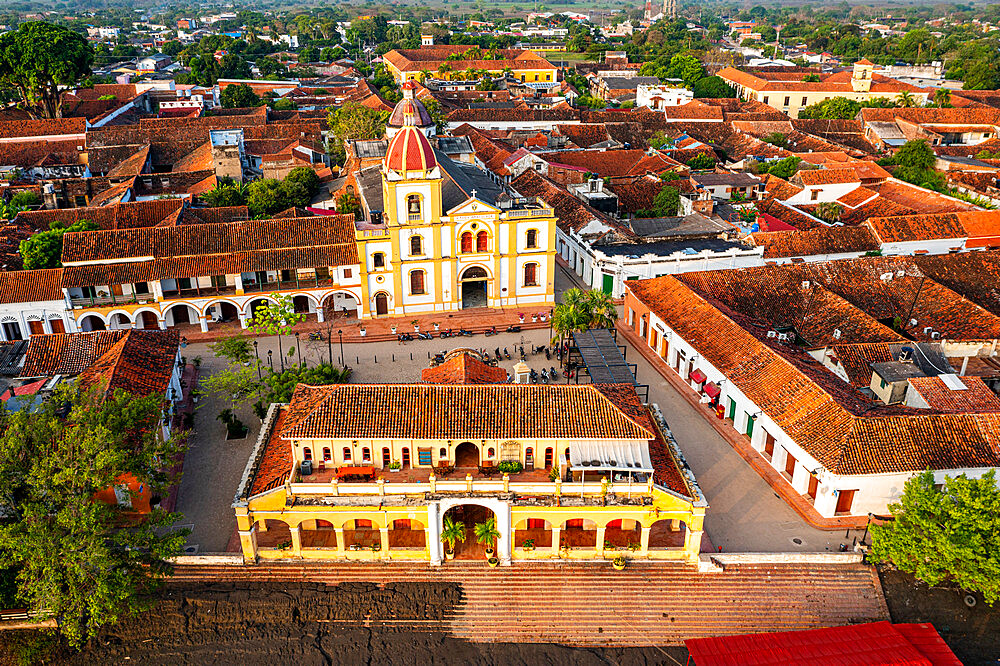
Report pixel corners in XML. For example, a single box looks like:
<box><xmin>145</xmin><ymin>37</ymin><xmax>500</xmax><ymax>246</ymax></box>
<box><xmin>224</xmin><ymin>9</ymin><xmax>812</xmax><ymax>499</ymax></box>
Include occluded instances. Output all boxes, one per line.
<box><xmin>470</xmin><ymin>189</ymin><xmax>477</xmax><ymax>199</ymax></box>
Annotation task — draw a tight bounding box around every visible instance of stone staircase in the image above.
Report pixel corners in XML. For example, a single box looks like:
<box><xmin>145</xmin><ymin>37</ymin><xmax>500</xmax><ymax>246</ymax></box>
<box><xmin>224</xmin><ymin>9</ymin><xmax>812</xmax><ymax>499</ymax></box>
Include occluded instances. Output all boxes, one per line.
<box><xmin>169</xmin><ymin>560</ymin><xmax>889</xmax><ymax>646</ymax></box>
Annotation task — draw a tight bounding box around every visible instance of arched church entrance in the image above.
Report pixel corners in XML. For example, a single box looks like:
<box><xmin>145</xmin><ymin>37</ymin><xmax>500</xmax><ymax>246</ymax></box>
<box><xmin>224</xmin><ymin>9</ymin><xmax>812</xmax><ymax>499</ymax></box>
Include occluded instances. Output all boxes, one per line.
<box><xmin>460</xmin><ymin>266</ymin><xmax>489</xmax><ymax>309</ymax></box>
<box><xmin>442</xmin><ymin>504</ymin><xmax>496</xmax><ymax>560</ymax></box>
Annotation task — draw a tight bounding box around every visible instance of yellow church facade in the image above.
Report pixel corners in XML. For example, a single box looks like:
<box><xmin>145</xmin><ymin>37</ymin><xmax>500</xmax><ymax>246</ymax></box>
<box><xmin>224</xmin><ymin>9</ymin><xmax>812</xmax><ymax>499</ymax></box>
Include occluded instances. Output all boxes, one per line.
<box><xmin>351</xmin><ymin>94</ymin><xmax>557</xmax><ymax>317</ymax></box>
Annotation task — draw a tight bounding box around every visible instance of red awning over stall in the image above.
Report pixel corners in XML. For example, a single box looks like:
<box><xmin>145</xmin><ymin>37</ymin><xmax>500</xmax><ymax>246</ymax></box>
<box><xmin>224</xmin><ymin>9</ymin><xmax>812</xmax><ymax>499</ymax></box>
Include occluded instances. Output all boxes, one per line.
<box><xmin>689</xmin><ymin>369</ymin><xmax>707</xmax><ymax>384</ymax></box>
<box><xmin>704</xmin><ymin>382</ymin><xmax>720</xmax><ymax>398</ymax></box>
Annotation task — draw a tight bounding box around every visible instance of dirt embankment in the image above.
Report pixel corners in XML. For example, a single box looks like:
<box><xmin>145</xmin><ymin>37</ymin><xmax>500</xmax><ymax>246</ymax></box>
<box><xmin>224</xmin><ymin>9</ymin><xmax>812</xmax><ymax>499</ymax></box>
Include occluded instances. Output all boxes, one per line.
<box><xmin>878</xmin><ymin>568</ymin><xmax>1000</xmax><ymax>666</ymax></box>
<box><xmin>6</xmin><ymin>582</ymin><xmax>687</xmax><ymax>666</ymax></box>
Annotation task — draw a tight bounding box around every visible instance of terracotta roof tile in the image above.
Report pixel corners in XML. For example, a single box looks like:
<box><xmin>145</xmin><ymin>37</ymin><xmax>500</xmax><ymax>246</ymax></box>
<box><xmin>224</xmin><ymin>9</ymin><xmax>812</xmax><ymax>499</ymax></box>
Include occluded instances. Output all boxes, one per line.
<box><xmin>0</xmin><ymin>268</ymin><xmax>64</xmax><ymax>303</ymax></box>
<box><xmin>907</xmin><ymin>375</ymin><xmax>1000</xmax><ymax>412</ymax></box>
<box><xmin>76</xmin><ymin>329</ymin><xmax>180</xmax><ymax>397</ymax></box>
<box><xmin>751</xmin><ymin>226</ymin><xmax>880</xmax><ymax>258</ymax></box>
<box><xmin>421</xmin><ymin>353</ymin><xmax>508</xmax><ymax>384</ymax></box>
<box><xmin>627</xmin><ymin>275</ymin><xmax>1000</xmax><ymax>475</ymax></box>
<box><xmin>280</xmin><ymin>383</ymin><xmax>654</xmax><ymax>441</ymax></box>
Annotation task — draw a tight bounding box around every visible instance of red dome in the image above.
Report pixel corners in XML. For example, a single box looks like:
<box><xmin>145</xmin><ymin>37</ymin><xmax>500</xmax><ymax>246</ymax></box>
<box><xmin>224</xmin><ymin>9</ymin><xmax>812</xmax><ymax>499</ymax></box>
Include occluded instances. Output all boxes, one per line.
<box><xmin>385</xmin><ymin>125</ymin><xmax>437</xmax><ymax>173</ymax></box>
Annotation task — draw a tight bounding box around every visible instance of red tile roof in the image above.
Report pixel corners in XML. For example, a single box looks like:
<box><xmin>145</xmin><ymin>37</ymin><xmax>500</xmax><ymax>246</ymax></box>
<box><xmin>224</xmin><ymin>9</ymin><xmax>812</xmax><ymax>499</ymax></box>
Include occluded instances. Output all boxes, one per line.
<box><xmin>0</xmin><ymin>268</ymin><xmax>64</xmax><ymax>303</ymax></box>
<box><xmin>907</xmin><ymin>375</ymin><xmax>1000</xmax><ymax>412</ymax></box>
<box><xmin>421</xmin><ymin>352</ymin><xmax>508</xmax><ymax>384</ymax></box>
<box><xmin>627</xmin><ymin>275</ymin><xmax>1000</xmax><ymax>475</ymax></box>
<box><xmin>77</xmin><ymin>329</ymin><xmax>180</xmax><ymax>398</ymax></box>
<box><xmin>751</xmin><ymin>226</ymin><xmax>880</xmax><ymax>258</ymax></box>
<box><xmin>280</xmin><ymin>383</ymin><xmax>654</xmax><ymax>441</ymax></box>
<box><xmin>866</xmin><ymin>210</ymin><xmax>1000</xmax><ymax>243</ymax></box>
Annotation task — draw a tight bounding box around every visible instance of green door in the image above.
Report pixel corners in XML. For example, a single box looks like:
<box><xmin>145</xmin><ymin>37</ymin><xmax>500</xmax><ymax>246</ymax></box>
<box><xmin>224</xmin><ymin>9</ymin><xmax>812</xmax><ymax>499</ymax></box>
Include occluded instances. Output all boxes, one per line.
<box><xmin>727</xmin><ymin>398</ymin><xmax>736</xmax><ymax>421</ymax></box>
<box><xmin>602</xmin><ymin>273</ymin><xmax>614</xmax><ymax>294</ymax></box>
<box><xmin>745</xmin><ymin>413</ymin><xmax>756</xmax><ymax>438</ymax></box>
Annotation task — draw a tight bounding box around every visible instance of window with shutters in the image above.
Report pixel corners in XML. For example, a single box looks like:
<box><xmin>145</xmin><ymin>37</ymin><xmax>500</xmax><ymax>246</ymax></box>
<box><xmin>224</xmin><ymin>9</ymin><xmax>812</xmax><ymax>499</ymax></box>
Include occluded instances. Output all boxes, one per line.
<box><xmin>410</xmin><ymin>269</ymin><xmax>425</xmax><ymax>295</ymax></box>
<box><xmin>460</xmin><ymin>232</ymin><xmax>473</xmax><ymax>253</ymax></box>
<box><xmin>523</xmin><ymin>262</ymin><xmax>538</xmax><ymax>286</ymax></box>
<box><xmin>410</xmin><ymin>235</ymin><xmax>423</xmax><ymax>256</ymax></box>
<box><xmin>526</xmin><ymin>229</ymin><xmax>538</xmax><ymax>248</ymax></box>
<box><xmin>500</xmin><ymin>441</ymin><xmax>520</xmax><ymax>462</ymax></box>
<box><xmin>476</xmin><ymin>230</ymin><xmax>488</xmax><ymax>252</ymax></box>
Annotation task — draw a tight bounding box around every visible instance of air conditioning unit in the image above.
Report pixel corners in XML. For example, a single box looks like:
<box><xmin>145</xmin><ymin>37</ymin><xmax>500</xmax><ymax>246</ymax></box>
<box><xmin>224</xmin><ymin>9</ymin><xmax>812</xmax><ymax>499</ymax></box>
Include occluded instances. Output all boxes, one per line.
<box><xmin>931</xmin><ymin>332</ymin><xmax>941</xmax><ymax>339</ymax></box>
<box><xmin>880</xmin><ymin>272</ymin><xmax>893</xmax><ymax>281</ymax></box>
<box><xmin>801</xmin><ymin>280</ymin><xmax>811</xmax><ymax>289</ymax></box>
<box><xmin>777</xmin><ymin>333</ymin><xmax>790</xmax><ymax>342</ymax></box>
<box><xmin>767</xmin><ymin>330</ymin><xmax>777</xmax><ymax>338</ymax></box>
<box><xmin>833</xmin><ymin>328</ymin><xmax>842</xmax><ymax>340</ymax></box>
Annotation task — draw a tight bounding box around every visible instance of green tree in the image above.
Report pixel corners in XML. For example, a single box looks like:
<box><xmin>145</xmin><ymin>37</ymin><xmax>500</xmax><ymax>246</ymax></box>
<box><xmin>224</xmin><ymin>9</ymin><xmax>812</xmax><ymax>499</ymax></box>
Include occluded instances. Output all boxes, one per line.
<box><xmin>814</xmin><ymin>201</ymin><xmax>843</xmax><ymax>223</ymax></box>
<box><xmin>762</xmin><ymin>156</ymin><xmax>801</xmax><ymax>179</ymax></box>
<box><xmin>20</xmin><ymin>219</ymin><xmax>99</xmax><ymax>270</ymax></box>
<box><xmin>326</xmin><ymin>102</ymin><xmax>390</xmax><ymax>163</ymax></box>
<box><xmin>220</xmin><ymin>83</ymin><xmax>261</xmax><ymax>109</ymax></box>
<box><xmin>798</xmin><ymin>96</ymin><xmax>861</xmax><ymax>119</ymax></box>
<box><xmin>637</xmin><ymin>185</ymin><xmax>681</xmax><ymax>217</ymax></box>
<box><xmin>201</xmin><ymin>181</ymin><xmax>247</xmax><ymax>208</ymax></box>
<box><xmin>299</xmin><ymin>46</ymin><xmax>319</xmax><ymax>63</ymax></box>
<box><xmin>0</xmin><ymin>22</ymin><xmax>95</xmax><ymax>119</ymax></box>
<box><xmin>870</xmin><ymin>470</ymin><xmax>1000</xmax><ymax>605</ymax></box>
<box><xmin>687</xmin><ymin>153</ymin><xmax>715</xmax><ymax>170</ymax></box>
<box><xmin>9</xmin><ymin>190</ymin><xmax>41</xmax><ymax>209</ymax></box>
<box><xmin>248</xmin><ymin>293</ymin><xmax>306</xmax><ymax>372</ymax></box>
<box><xmin>263</xmin><ymin>363</ymin><xmax>352</xmax><ymax>403</ymax></box>
<box><xmin>894</xmin><ymin>139</ymin><xmax>936</xmax><ymax>170</ymax></box>
<box><xmin>763</xmin><ymin>132</ymin><xmax>787</xmax><ymax>148</ymax></box>
<box><xmin>161</xmin><ymin>40</ymin><xmax>184</xmax><ymax>57</ymax></box>
<box><xmin>551</xmin><ymin>288</ymin><xmax>619</xmax><ymax>346</ymax></box>
<box><xmin>219</xmin><ymin>54</ymin><xmax>251</xmax><ymax>79</ymax></box>
<box><xmin>896</xmin><ymin>90</ymin><xmax>917</xmax><ymax>108</ymax></box>
<box><xmin>964</xmin><ymin>62</ymin><xmax>1000</xmax><ymax>91</ymax></box>
<box><xmin>272</xmin><ymin>97</ymin><xmax>297</xmax><ymax>111</ymax></box>
<box><xmin>337</xmin><ymin>191</ymin><xmax>360</xmax><ymax>215</ymax></box>
<box><xmin>285</xmin><ymin>166</ymin><xmax>320</xmax><ymax>198</ymax></box>
<box><xmin>932</xmin><ymin>88</ymin><xmax>952</xmax><ymax>108</ymax></box>
<box><xmin>691</xmin><ymin>75</ymin><xmax>735</xmax><ymax>98</ymax></box>
<box><xmin>0</xmin><ymin>383</ymin><xmax>188</xmax><ymax>647</ymax></box>
<box><xmin>440</xmin><ymin>516</ymin><xmax>466</xmax><ymax>555</ymax></box>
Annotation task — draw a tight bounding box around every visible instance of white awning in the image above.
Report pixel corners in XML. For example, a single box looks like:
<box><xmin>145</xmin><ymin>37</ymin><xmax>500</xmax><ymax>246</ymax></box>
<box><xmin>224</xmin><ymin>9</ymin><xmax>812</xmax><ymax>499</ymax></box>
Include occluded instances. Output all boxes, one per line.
<box><xmin>569</xmin><ymin>441</ymin><xmax>654</xmax><ymax>473</ymax></box>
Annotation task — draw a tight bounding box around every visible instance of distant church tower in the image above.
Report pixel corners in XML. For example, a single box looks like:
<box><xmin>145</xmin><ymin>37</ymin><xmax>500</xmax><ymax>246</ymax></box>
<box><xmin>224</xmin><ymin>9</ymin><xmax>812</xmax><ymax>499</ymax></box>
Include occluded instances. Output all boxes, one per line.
<box><xmin>643</xmin><ymin>0</ymin><xmax>653</xmax><ymax>22</ymax></box>
<box><xmin>665</xmin><ymin>0</ymin><xmax>676</xmax><ymax>19</ymax></box>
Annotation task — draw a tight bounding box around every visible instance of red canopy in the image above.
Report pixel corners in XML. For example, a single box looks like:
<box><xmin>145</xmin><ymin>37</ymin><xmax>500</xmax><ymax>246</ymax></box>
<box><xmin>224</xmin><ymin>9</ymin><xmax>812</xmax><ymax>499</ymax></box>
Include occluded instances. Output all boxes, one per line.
<box><xmin>689</xmin><ymin>369</ymin><xmax>707</xmax><ymax>384</ymax></box>
<box><xmin>704</xmin><ymin>382</ymin><xmax>721</xmax><ymax>398</ymax></box>
<box><xmin>685</xmin><ymin>621</ymin><xmax>960</xmax><ymax>666</ymax></box>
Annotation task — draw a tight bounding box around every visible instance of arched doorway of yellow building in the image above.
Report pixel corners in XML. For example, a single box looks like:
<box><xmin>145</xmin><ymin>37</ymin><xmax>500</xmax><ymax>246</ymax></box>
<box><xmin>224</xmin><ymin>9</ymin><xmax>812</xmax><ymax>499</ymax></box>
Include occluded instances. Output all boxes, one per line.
<box><xmin>454</xmin><ymin>441</ymin><xmax>480</xmax><ymax>469</ymax></box>
<box><xmin>442</xmin><ymin>504</ymin><xmax>496</xmax><ymax>560</ymax></box>
<box><xmin>459</xmin><ymin>265</ymin><xmax>489</xmax><ymax>309</ymax></box>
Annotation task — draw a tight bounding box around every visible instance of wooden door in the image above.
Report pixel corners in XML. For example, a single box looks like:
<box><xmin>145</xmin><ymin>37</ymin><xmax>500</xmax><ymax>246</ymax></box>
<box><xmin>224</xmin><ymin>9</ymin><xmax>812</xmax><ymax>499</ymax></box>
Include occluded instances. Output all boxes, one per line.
<box><xmin>835</xmin><ymin>489</ymin><xmax>856</xmax><ymax>515</ymax></box>
<box><xmin>783</xmin><ymin>450</ymin><xmax>796</xmax><ymax>477</ymax></box>
<box><xmin>49</xmin><ymin>319</ymin><xmax>66</xmax><ymax>334</ymax></box>
<box><xmin>28</xmin><ymin>320</ymin><xmax>45</xmax><ymax>335</ymax></box>
<box><xmin>375</xmin><ymin>293</ymin><xmax>388</xmax><ymax>316</ymax></box>
<box><xmin>807</xmin><ymin>475</ymin><xmax>819</xmax><ymax>500</ymax></box>
<box><xmin>763</xmin><ymin>432</ymin><xmax>775</xmax><ymax>459</ymax></box>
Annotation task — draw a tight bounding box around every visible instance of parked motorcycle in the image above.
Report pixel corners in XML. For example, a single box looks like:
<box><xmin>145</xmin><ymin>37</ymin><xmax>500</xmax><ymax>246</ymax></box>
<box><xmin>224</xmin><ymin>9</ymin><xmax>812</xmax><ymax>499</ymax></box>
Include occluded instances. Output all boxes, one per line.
<box><xmin>417</xmin><ymin>331</ymin><xmax>433</xmax><ymax>340</ymax></box>
<box><xmin>529</xmin><ymin>368</ymin><xmax>539</xmax><ymax>383</ymax></box>
<box><xmin>440</xmin><ymin>328</ymin><xmax>453</xmax><ymax>338</ymax></box>
<box><xmin>503</xmin><ymin>347</ymin><xmax>511</xmax><ymax>360</ymax></box>
<box><xmin>545</xmin><ymin>347</ymin><xmax>551</xmax><ymax>360</ymax></box>
<box><xmin>459</xmin><ymin>328</ymin><xmax>473</xmax><ymax>337</ymax></box>
<box><xmin>308</xmin><ymin>331</ymin><xmax>323</xmax><ymax>341</ymax></box>
<box><xmin>398</xmin><ymin>333</ymin><xmax>413</xmax><ymax>342</ymax></box>
<box><xmin>484</xmin><ymin>326</ymin><xmax>498</xmax><ymax>336</ymax></box>
<box><xmin>549</xmin><ymin>367</ymin><xmax>559</xmax><ymax>381</ymax></box>
<box><xmin>506</xmin><ymin>325</ymin><xmax>522</xmax><ymax>333</ymax></box>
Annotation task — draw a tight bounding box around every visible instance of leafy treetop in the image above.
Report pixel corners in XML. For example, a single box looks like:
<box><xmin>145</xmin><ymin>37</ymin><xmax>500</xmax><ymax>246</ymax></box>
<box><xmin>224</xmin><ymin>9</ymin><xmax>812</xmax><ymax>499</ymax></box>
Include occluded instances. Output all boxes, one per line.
<box><xmin>0</xmin><ymin>22</ymin><xmax>95</xmax><ymax>119</ymax></box>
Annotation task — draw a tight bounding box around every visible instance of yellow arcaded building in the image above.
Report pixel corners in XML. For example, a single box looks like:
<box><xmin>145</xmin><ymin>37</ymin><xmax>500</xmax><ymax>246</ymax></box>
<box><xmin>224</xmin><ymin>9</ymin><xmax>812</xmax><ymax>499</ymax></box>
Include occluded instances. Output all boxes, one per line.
<box><xmin>383</xmin><ymin>45</ymin><xmax>558</xmax><ymax>85</ymax></box>
<box><xmin>232</xmin><ymin>354</ymin><xmax>707</xmax><ymax>565</ymax></box>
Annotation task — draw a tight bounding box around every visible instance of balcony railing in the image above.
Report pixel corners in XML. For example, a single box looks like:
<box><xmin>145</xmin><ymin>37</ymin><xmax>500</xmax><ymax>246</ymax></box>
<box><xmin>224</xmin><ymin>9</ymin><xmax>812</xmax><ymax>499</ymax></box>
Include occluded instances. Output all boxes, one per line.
<box><xmin>242</xmin><ymin>277</ymin><xmax>335</xmax><ymax>294</ymax></box>
<box><xmin>71</xmin><ymin>294</ymin><xmax>155</xmax><ymax>308</ymax></box>
<box><xmin>407</xmin><ymin>213</ymin><xmax>423</xmax><ymax>222</ymax></box>
<box><xmin>504</xmin><ymin>207</ymin><xmax>554</xmax><ymax>219</ymax></box>
<box><xmin>288</xmin><ymin>478</ymin><xmax>655</xmax><ymax>498</ymax></box>
<box><xmin>161</xmin><ymin>284</ymin><xmax>238</xmax><ymax>300</ymax></box>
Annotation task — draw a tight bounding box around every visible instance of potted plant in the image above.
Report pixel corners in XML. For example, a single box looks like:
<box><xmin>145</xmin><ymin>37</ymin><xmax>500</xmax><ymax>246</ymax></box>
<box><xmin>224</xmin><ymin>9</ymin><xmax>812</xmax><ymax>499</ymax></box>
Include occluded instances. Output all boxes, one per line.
<box><xmin>487</xmin><ymin>556</ymin><xmax>499</xmax><ymax>568</ymax></box>
<box><xmin>360</xmin><ymin>327</ymin><xmax>367</xmax><ymax>337</ymax></box>
<box><xmin>388</xmin><ymin>460</ymin><xmax>402</xmax><ymax>472</ymax></box>
<box><xmin>612</xmin><ymin>555</ymin><xmax>627</xmax><ymax>571</ymax></box>
<box><xmin>441</xmin><ymin>516</ymin><xmax>466</xmax><ymax>560</ymax></box>
<box><xmin>521</xmin><ymin>538</ymin><xmax>535</xmax><ymax>552</ymax></box>
<box><xmin>474</xmin><ymin>517</ymin><xmax>500</xmax><ymax>559</ymax></box>
<box><xmin>548</xmin><ymin>467</ymin><xmax>560</xmax><ymax>482</ymax></box>
<box><xmin>518</xmin><ymin>312</ymin><xmax>525</xmax><ymax>323</ymax></box>
<box><xmin>390</xmin><ymin>324</ymin><xmax>397</xmax><ymax>334</ymax></box>
<box><xmin>532</xmin><ymin>313</ymin><xmax>538</xmax><ymax>322</ymax></box>
<box><xmin>411</xmin><ymin>319</ymin><xmax>420</xmax><ymax>332</ymax></box>
<box><xmin>432</xmin><ymin>322</ymin><xmax>440</xmax><ymax>331</ymax></box>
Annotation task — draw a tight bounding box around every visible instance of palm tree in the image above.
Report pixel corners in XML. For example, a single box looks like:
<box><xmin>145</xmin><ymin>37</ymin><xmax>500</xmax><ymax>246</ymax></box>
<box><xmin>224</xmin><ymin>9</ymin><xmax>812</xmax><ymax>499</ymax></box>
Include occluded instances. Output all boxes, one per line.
<box><xmin>437</xmin><ymin>63</ymin><xmax>452</xmax><ymax>78</ymax></box>
<box><xmin>474</xmin><ymin>517</ymin><xmax>500</xmax><ymax>557</ymax></box>
<box><xmin>551</xmin><ymin>287</ymin><xmax>619</xmax><ymax>350</ymax></box>
<box><xmin>440</xmin><ymin>516</ymin><xmax>466</xmax><ymax>557</ymax></box>
<box><xmin>933</xmin><ymin>88</ymin><xmax>951</xmax><ymax>108</ymax></box>
<box><xmin>896</xmin><ymin>91</ymin><xmax>917</xmax><ymax>108</ymax></box>
<box><xmin>418</xmin><ymin>69</ymin><xmax>432</xmax><ymax>83</ymax></box>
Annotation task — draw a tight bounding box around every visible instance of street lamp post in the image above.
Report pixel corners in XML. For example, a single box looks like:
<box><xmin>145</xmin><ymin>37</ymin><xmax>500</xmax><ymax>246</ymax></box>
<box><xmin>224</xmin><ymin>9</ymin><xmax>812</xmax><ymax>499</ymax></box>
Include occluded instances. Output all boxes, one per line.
<box><xmin>267</xmin><ymin>349</ymin><xmax>274</xmax><ymax>372</ymax></box>
<box><xmin>327</xmin><ymin>328</ymin><xmax>333</xmax><ymax>366</ymax></box>
<box><xmin>338</xmin><ymin>329</ymin><xmax>344</xmax><ymax>366</ymax></box>
<box><xmin>253</xmin><ymin>340</ymin><xmax>261</xmax><ymax>380</ymax></box>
